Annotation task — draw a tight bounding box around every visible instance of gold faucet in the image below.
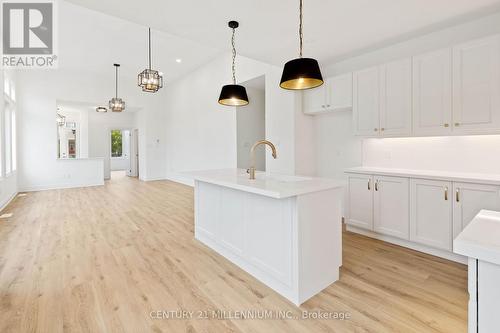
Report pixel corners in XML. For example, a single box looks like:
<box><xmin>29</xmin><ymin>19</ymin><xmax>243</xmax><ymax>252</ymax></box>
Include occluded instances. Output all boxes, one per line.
<box><xmin>248</xmin><ymin>140</ymin><xmax>277</xmax><ymax>180</ymax></box>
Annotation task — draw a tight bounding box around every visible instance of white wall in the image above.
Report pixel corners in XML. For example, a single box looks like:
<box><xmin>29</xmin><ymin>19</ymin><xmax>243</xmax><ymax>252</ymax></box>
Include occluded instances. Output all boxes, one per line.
<box><xmin>237</xmin><ymin>87</ymin><xmax>265</xmax><ymax>171</ymax></box>
<box><xmin>164</xmin><ymin>53</ymin><xmax>303</xmax><ymax>185</ymax></box>
<box><xmin>363</xmin><ymin>135</ymin><xmax>500</xmax><ymax>174</ymax></box>
<box><xmin>315</xmin><ymin>11</ymin><xmax>500</xmax><ymax>180</ymax></box>
<box><xmin>16</xmin><ymin>67</ymin><xmax>166</xmax><ymax>191</ymax></box>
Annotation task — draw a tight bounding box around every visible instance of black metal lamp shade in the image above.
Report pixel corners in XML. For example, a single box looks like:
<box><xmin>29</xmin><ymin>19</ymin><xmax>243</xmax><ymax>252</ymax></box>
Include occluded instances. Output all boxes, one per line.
<box><xmin>280</xmin><ymin>57</ymin><xmax>324</xmax><ymax>90</ymax></box>
<box><xmin>218</xmin><ymin>84</ymin><xmax>249</xmax><ymax>106</ymax></box>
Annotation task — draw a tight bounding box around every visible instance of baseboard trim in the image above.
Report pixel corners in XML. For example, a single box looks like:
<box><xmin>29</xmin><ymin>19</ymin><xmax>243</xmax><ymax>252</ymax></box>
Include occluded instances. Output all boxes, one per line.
<box><xmin>0</xmin><ymin>191</ymin><xmax>18</xmax><ymax>213</ymax></box>
<box><xmin>20</xmin><ymin>182</ymin><xmax>104</xmax><ymax>192</ymax></box>
<box><xmin>165</xmin><ymin>173</ymin><xmax>194</xmax><ymax>187</ymax></box>
<box><xmin>346</xmin><ymin>225</ymin><xmax>467</xmax><ymax>264</ymax></box>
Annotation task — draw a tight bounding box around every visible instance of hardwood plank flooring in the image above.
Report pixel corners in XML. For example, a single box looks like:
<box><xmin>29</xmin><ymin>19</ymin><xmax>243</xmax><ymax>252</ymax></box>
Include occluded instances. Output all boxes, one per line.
<box><xmin>0</xmin><ymin>173</ymin><xmax>468</xmax><ymax>332</ymax></box>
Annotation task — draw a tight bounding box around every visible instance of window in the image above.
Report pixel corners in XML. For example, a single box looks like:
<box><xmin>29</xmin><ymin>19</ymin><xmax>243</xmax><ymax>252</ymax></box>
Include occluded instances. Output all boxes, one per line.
<box><xmin>111</xmin><ymin>130</ymin><xmax>123</xmax><ymax>157</ymax></box>
<box><xmin>3</xmin><ymin>73</ymin><xmax>16</xmax><ymax>175</ymax></box>
<box><xmin>4</xmin><ymin>104</ymin><xmax>11</xmax><ymax>174</ymax></box>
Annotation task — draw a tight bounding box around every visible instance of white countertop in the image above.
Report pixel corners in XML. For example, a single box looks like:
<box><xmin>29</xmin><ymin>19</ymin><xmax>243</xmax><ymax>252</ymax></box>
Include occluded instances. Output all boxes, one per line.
<box><xmin>186</xmin><ymin>169</ymin><xmax>345</xmax><ymax>199</ymax></box>
<box><xmin>454</xmin><ymin>210</ymin><xmax>500</xmax><ymax>265</ymax></box>
<box><xmin>345</xmin><ymin>166</ymin><xmax>500</xmax><ymax>185</ymax></box>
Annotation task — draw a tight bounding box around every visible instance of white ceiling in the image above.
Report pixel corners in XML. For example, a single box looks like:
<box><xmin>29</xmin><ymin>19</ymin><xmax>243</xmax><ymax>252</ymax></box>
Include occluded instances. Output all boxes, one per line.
<box><xmin>65</xmin><ymin>0</ymin><xmax>500</xmax><ymax>67</ymax></box>
<box><xmin>59</xmin><ymin>1</ymin><xmax>222</xmax><ymax>83</ymax></box>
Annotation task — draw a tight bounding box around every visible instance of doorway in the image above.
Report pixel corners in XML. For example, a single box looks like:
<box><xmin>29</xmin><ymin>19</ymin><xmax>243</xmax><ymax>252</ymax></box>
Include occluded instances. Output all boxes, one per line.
<box><xmin>237</xmin><ymin>75</ymin><xmax>266</xmax><ymax>171</ymax></box>
<box><xmin>110</xmin><ymin>128</ymin><xmax>139</xmax><ymax>179</ymax></box>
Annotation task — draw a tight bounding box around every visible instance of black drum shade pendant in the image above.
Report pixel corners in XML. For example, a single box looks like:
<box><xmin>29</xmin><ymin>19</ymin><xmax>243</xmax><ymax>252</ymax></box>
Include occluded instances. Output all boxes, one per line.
<box><xmin>218</xmin><ymin>21</ymin><xmax>249</xmax><ymax>107</ymax></box>
<box><xmin>280</xmin><ymin>0</ymin><xmax>323</xmax><ymax>90</ymax></box>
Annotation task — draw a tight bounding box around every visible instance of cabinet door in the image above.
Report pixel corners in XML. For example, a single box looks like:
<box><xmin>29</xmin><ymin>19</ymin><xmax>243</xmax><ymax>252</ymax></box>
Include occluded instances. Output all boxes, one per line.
<box><xmin>373</xmin><ymin>176</ymin><xmax>409</xmax><ymax>239</ymax></box>
<box><xmin>453</xmin><ymin>35</ymin><xmax>500</xmax><ymax>133</ymax></box>
<box><xmin>379</xmin><ymin>58</ymin><xmax>412</xmax><ymax>136</ymax></box>
<box><xmin>453</xmin><ymin>182</ymin><xmax>500</xmax><ymax>238</ymax></box>
<box><xmin>410</xmin><ymin>179</ymin><xmax>453</xmax><ymax>250</ymax></box>
<box><xmin>347</xmin><ymin>174</ymin><xmax>373</xmax><ymax>230</ymax></box>
<box><xmin>413</xmin><ymin>48</ymin><xmax>453</xmax><ymax>136</ymax></box>
<box><xmin>302</xmin><ymin>83</ymin><xmax>327</xmax><ymax>114</ymax></box>
<box><xmin>327</xmin><ymin>73</ymin><xmax>352</xmax><ymax>110</ymax></box>
<box><xmin>353</xmin><ymin>67</ymin><xmax>380</xmax><ymax>136</ymax></box>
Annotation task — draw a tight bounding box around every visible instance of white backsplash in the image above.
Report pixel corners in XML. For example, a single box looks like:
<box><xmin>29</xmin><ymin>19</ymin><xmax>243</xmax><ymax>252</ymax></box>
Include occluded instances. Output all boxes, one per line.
<box><xmin>363</xmin><ymin>135</ymin><xmax>500</xmax><ymax>174</ymax></box>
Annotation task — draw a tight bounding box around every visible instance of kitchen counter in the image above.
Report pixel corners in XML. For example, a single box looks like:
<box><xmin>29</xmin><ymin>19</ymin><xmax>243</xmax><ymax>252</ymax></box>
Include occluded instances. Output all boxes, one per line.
<box><xmin>187</xmin><ymin>168</ymin><xmax>345</xmax><ymax>198</ymax></box>
<box><xmin>453</xmin><ymin>210</ymin><xmax>500</xmax><ymax>332</ymax></box>
<box><xmin>346</xmin><ymin>166</ymin><xmax>500</xmax><ymax>185</ymax></box>
<box><xmin>454</xmin><ymin>210</ymin><xmax>500</xmax><ymax>266</ymax></box>
<box><xmin>189</xmin><ymin>168</ymin><xmax>344</xmax><ymax>305</ymax></box>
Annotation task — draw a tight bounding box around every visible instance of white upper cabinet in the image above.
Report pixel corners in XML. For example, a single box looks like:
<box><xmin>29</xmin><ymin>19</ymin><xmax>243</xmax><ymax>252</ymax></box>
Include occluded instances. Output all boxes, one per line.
<box><xmin>303</xmin><ymin>73</ymin><xmax>352</xmax><ymax>115</ymax></box>
<box><xmin>379</xmin><ymin>58</ymin><xmax>412</xmax><ymax>136</ymax></box>
<box><xmin>373</xmin><ymin>176</ymin><xmax>409</xmax><ymax>239</ymax></box>
<box><xmin>413</xmin><ymin>48</ymin><xmax>453</xmax><ymax>136</ymax></box>
<box><xmin>453</xmin><ymin>35</ymin><xmax>500</xmax><ymax>133</ymax></box>
<box><xmin>410</xmin><ymin>179</ymin><xmax>453</xmax><ymax>251</ymax></box>
<box><xmin>353</xmin><ymin>66</ymin><xmax>380</xmax><ymax>136</ymax></box>
<box><xmin>452</xmin><ymin>182</ymin><xmax>500</xmax><ymax>239</ymax></box>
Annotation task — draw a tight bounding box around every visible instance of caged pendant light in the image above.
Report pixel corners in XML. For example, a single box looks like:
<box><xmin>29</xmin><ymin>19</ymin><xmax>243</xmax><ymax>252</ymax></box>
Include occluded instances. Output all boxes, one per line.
<box><xmin>218</xmin><ymin>21</ymin><xmax>249</xmax><ymax>107</ymax></box>
<box><xmin>109</xmin><ymin>64</ymin><xmax>126</xmax><ymax>112</ymax></box>
<box><xmin>280</xmin><ymin>0</ymin><xmax>323</xmax><ymax>90</ymax></box>
<box><xmin>138</xmin><ymin>28</ymin><xmax>163</xmax><ymax>93</ymax></box>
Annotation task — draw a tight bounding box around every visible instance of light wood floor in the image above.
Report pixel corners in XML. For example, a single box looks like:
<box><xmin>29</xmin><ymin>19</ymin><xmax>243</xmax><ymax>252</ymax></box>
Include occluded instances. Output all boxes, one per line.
<box><xmin>0</xmin><ymin>173</ymin><xmax>468</xmax><ymax>333</ymax></box>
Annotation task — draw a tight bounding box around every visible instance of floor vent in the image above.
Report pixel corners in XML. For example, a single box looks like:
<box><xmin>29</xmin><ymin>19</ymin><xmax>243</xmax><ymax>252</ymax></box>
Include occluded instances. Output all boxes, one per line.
<box><xmin>0</xmin><ymin>213</ymin><xmax>13</xmax><ymax>219</ymax></box>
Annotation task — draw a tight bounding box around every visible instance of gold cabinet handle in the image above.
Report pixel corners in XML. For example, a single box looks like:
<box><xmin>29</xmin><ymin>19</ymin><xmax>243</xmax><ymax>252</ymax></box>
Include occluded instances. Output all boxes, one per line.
<box><xmin>380</xmin><ymin>128</ymin><xmax>385</xmax><ymax>131</ymax></box>
<box><xmin>444</xmin><ymin>186</ymin><xmax>448</xmax><ymax>201</ymax></box>
<box><xmin>456</xmin><ymin>188</ymin><xmax>460</xmax><ymax>202</ymax></box>
<box><xmin>367</xmin><ymin>179</ymin><xmax>371</xmax><ymax>190</ymax></box>
<box><xmin>375</xmin><ymin>180</ymin><xmax>379</xmax><ymax>191</ymax></box>
<box><xmin>455</xmin><ymin>123</ymin><xmax>460</xmax><ymax>127</ymax></box>
<box><xmin>374</xmin><ymin>128</ymin><xmax>378</xmax><ymax>132</ymax></box>
<box><xmin>444</xmin><ymin>123</ymin><xmax>449</xmax><ymax>127</ymax></box>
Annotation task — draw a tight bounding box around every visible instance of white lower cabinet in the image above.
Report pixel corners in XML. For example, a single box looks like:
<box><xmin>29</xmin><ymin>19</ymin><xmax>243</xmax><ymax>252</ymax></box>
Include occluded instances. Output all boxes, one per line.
<box><xmin>347</xmin><ymin>174</ymin><xmax>373</xmax><ymax>230</ymax></box>
<box><xmin>453</xmin><ymin>182</ymin><xmax>500</xmax><ymax>239</ymax></box>
<box><xmin>410</xmin><ymin>179</ymin><xmax>453</xmax><ymax>251</ymax></box>
<box><xmin>348</xmin><ymin>174</ymin><xmax>409</xmax><ymax>239</ymax></box>
<box><xmin>374</xmin><ymin>176</ymin><xmax>409</xmax><ymax>239</ymax></box>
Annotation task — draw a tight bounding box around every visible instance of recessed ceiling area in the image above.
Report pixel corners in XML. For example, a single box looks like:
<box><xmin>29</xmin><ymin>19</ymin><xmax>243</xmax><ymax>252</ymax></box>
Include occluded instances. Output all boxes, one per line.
<box><xmin>65</xmin><ymin>0</ymin><xmax>500</xmax><ymax>66</ymax></box>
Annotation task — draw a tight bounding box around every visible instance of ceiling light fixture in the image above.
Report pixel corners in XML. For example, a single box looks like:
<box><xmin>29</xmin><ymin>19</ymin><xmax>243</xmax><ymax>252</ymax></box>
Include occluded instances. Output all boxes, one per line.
<box><xmin>109</xmin><ymin>64</ymin><xmax>126</xmax><ymax>112</ymax></box>
<box><xmin>280</xmin><ymin>0</ymin><xmax>323</xmax><ymax>90</ymax></box>
<box><xmin>138</xmin><ymin>28</ymin><xmax>163</xmax><ymax>93</ymax></box>
<box><xmin>175</xmin><ymin>58</ymin><xmax>182</xmax><ymax>63</ymax></box>
<box><xmin>96</xmin><ymin>106</ymin><xmax>107</xmax><ymax>113</ymax></box>
<box><xmin>218</xmin><ymin>21</ymin><xmax>249</xmax><ymax>107</ymax></box>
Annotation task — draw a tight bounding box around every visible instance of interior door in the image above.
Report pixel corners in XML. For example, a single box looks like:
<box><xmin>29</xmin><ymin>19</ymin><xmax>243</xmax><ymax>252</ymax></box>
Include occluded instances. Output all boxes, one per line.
<box><xmin>374</xmin><ymin>176</ymin><xmax>409</xmax><ymax>239</ymax></box>
<box><xmin>353</xmin><ymin>66</ymin><xmax>380</xmax><ymax>136</ymax></box>
<box><xmin>128</xmin><ymin>129</ymin><xmax>139</xmax><ymax>177</ymax></box>
<box><xmin>347</xmin><ymin>174</ymin><xmax>373</xmax><ymax>230</ymax></box>
<box><xmin>379</xmin><ymin>58</ymin><xmax>412</xmax><ymax>136</ymax></box>
<box><xmin>453</xmin><ymin>35</ymin><xmax>500</xmax><ymax>133</ymax></box>
<box><xmin>453</xmin><ymin>182</ymin><xmax>500</xmax><ymax>238</ymax></box>
<box><xmin>412</xmin><ymin>48</ymin><xmax>453</xmax><ymax>136</ymax></box>
<box><xmin>410</xmin><ymin>179</ymin><xmax>453</xmax><ymax>250</ymax></box>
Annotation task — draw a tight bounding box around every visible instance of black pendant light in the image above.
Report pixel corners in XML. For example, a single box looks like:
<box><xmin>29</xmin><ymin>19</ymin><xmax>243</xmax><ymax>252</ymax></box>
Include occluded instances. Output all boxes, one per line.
<box><xmin>109</xmin><ymin>64</ymin><xmax>125</xmax><ymax>112</ymax></box>
<box><xmin>280</xmin><ymin>0</ymin><xmax>323</xmax><ymax>90</ymax></box>
<box><xmin>138</xmin><ymin>28</ymin><xmax>163</xmax><ymax>93</ymax></box>
<box><xmin>218</xmin><ymin>21</ymin><xmax>249</xmax><ymax>107</ymax></box>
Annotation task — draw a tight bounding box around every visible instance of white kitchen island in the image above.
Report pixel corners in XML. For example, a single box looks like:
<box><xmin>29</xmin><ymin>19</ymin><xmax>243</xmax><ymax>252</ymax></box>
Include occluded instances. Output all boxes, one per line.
<box><xmin>187</xmin><ymin>169</ymin><xmax>344</xmax><ymax>306</ymax></box>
